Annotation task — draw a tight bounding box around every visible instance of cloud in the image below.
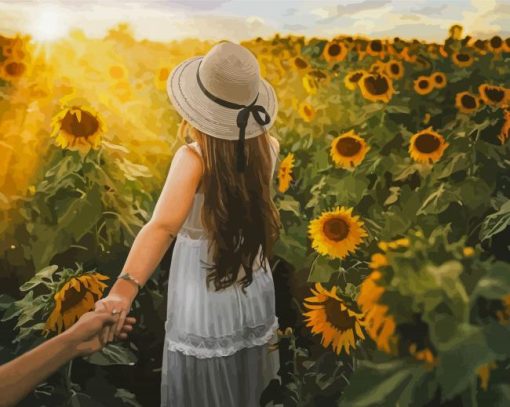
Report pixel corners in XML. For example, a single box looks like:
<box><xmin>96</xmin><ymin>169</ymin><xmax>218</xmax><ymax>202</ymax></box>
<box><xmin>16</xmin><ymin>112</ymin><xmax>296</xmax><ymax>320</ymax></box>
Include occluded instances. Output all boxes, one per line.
<box><xmin>163</xmin><ymin>0</ymin><xmax>232</xmax><ymax>11</ymax></box>
<box><xmin>311</xmin><ymin>0</ymin><xmax>392</xmax><ymax>21</ymax></box>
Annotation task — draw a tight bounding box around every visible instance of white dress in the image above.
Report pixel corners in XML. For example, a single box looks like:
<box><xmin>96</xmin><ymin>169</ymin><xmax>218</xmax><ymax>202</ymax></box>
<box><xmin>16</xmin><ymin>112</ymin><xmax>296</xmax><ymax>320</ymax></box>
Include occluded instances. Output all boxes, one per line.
<box><xmin>160</xmin><ymin>140</ymin><xmax>281</xmax><ymax>407</ymax></box>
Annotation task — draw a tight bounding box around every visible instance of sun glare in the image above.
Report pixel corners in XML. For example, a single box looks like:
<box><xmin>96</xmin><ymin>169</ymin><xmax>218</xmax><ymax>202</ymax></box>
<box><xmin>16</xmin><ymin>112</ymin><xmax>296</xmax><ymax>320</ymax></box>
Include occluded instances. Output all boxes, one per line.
<box><xmin>32</xmin><ymin>6</ymin><xmax>69</xmax><ymax>42</ymax></box>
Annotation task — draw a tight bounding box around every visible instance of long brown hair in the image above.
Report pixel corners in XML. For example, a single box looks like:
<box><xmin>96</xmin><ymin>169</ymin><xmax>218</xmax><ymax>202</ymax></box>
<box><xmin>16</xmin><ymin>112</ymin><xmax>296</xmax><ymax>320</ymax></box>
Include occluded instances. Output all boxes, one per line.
<box><xmin>177</xmin><ymin>119</ymin><xmax>282</xmax><ymax>294</ymax></box>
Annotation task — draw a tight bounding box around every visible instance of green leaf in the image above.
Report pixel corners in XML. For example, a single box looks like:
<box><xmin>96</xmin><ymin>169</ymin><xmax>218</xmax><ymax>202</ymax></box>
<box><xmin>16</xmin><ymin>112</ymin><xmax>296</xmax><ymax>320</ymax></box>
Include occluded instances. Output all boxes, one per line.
<box><xmin>308</xmin><ymin>255</ymin><xmax>335</xmax><ymax>283</ymax></box>
<box><xmin>340</xmin><ymin>359</ymin><xmax>426</xmax><ymax>407</ymax></box>
<box><xmin>277</xmin><ymin>195</ymin><xmax>301</xmax><ymax>217</ymax></box>
<box><xmin>114</xmin><ymin>388</ymin><xmax>143</xmax><ymax>407</ymax></box>
<box><xmin>115</xmin><ymin>158</ymin><xmax>152</xmax><ymax>181</ymax></box>
<box><xmin>82</xmin><ymin>343</ymin><xmax>138</xmax><ymax>366</ymax></box>
<box><xmin>480</xmin><ymin>200</ymin><xmax>510</xmax><ymax>241</ymax></box>
<box><xmin>305</xmin><ymin>176</ymin><xmax>327</xmax><ymax>209</ymax></box>
<box><xmin>436</xmin><ymin>323</ymin><xmax>496</xmax><ymax>400</ymax></box>
<box><xmin>384</xmin><ymin>186</ymin><xmax>401</xmax><ymax>206</ymax></box>
<box><xmin>57</xmin><ymin>182</ymin><xmax>103</xmax><ymax>242</ymax></box>
<box><xmin>456</xmin><ymin>177</ymin><xmax>493</xmax><ymax>211</ymax></box>
<box><xmin>19</xmin><ymin>265</ymin><xmax>59</xmax><ymax>292</ymax></box>
<box><xmin>417</xmin><ymin>182</ymin><xmax>459</xmax><ymax>215</ymax></box>
<box><xmin>473</xmin><ymin>261</ymin><xmax>510</xmax><ymax>300</ymax></box>
<box><xmin>434</xmin><ymin>152</ymin><xmax>469</xmax><ymax>180</ymax></box>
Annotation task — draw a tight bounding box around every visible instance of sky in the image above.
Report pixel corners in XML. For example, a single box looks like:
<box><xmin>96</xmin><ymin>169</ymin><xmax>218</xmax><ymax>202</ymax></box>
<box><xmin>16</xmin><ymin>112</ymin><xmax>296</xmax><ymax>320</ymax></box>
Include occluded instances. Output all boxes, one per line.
<box><xmin>0</xmin><ymin>0</ymin><xmax>509</xmax><ymax>43</ymax></box>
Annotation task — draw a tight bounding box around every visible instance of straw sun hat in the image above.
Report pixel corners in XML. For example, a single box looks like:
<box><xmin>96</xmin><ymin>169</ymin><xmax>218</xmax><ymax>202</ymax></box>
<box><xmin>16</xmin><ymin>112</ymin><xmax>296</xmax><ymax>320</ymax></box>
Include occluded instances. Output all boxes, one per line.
<box><xmin>166</xmin><ymin>40</ymin><xmax>279</xmax><ymax>172</ymax></box>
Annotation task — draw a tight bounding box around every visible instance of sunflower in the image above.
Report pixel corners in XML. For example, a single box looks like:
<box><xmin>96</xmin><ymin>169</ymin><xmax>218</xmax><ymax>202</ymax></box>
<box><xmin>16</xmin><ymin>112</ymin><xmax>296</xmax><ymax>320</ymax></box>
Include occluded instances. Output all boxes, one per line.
<box><xmin>277</xmin><ymin>152</ymin><xmax>295</xmax><ymax>193</ymax></box>
<box><xmin>478</xmin><ymin>84</ymin><xmax>508</xmax><ymax>107</ymax></box>
<box><xmin>0</xmin><ymin>58</ymin><xmax>26</xmax><ymax>81</ymax></box>
<box><xmin>488</xmin><ymin>35</ymin><xmax>504</xmax><ymax>54</ymax></box>
<box><xmin>43</xmin><ymin>272</ymin><xmax>110</xmax><ymax>335</ymax></box>
<box><xmin>409</xmin><ymin>344</ymin><xmax>437</xmax><ymax>367</ymax></box>
<box><xmin>499</xmin><ymin>109</ymin><xmax>510</xmax><ymax>145</ymax></box>
<box><xmin>449</xmin><ymin>24</ymin><xmax>463</xmax><ymax>40</ymax></box>
<box><xmin>298</xmin><ymin>101</ymin><xmax>315</xmax><ymax>122</ymax></box>
<box><xmin>473</xmin><ymin>39</ymin><xmax>488</xmax><ymax>54</ymax></box>
<box><xmin>439</xmin><ymin>45</ymin><xmax>449</xmax><ymax>58</ymax></box>
<box><xmin>322</xmin><ymin>40</ymin><xmax>348</xmax><ymax>63</ymax></box>
<box><xmin>355</xmin><ymin>43</ymin><xmax>367</xmax><ymax>61</ymax></box>
<box><xmin>455</xmin><ymin>91</ymin><xmax>480</xmax><ymax>114</ymax></box>
<box><xmin>430</xmin><ymin>72</ymin><xmax>447</xmax><ymax>89</ymax></box>
<box><xmin>452</xmin><ymin>51</ymin><xmax>474</xmax><ymax>68</ymax></box>
<box><xmin>409</xmin><ymin>127</ymin><xmax>449</xmax><ymax>164</ymax></box>
<box><xmin>293</xmin><ymin>56</ymin><xmax>309</xmax><ymax>70</ymax></box>
<box><xmin>343</xmin><ymin>69</ymin><xmax>365</xmax><ymax>91</ymax></box>
<box><xmin>303</xmin><ymin>282</ymin><xmax>365</xmax><ymax>355</ymax></box>
<box><xmin>477</xmin><ymin>362</ymin><xmax>497</xmax><ymax>390</ymax></box>
<box><xmin>366</xmin><ymin>39</ymin><xmax>384</xmax><ymax>57</ymax></box>
<box><xmin>376</xmin><ymin>237</ymin><xmax>410</xmax><ymax>252</ymax></box>
<box><xmin>505</xmin><ymin>37</ymin><xmax>510</xmax><ymax>52</ymax></box>
<box><xmin>154</xmin><ymin>66</ymin><xmax>170</xmax><ymax>90</ymax></box>
<box><xmin>330</xmin><ymin>130</ymin><xmax>370</xmax><ymax>169</ymax></box>
<box><xmin>50</xmin><ymin>104</ymin><xmax>106</xmax><ymax>153</ymax></box>
<box><xmin>359</xmin><ymin>72</ymin><xmax>394</xmax><ymax>103</ymax></box>
<box><xmin>108</xmin><ymin>64</ymin><xmax>128</xmax><ymax>80</ymax></box>
<box><xmin>385</xmin><ymin>60</ymin><xmax>404</xmax><ymax>80</ymax></box>
<box><xmin>400</xmin><ymin>47</ymin><xmax>417</xmax><ymax>63</ymax></box>
<box><xmin>496</xmin><ymin>294</ymin><xmax>510</xmax><ymax>323</ymax></box>
<box><xmin>357</xmin><ymin>271</ymin><xmax>397</xmax><ymax>353</ymax></box>
<box><xmin>308</xmin><ymin>206</ymin><xmax>368</xmax><ymax>260</ymax></box>
<box><xmin>302</xmin><ymin>73</ymin><xmax>318</xmax><ymax>95</ymax></box>
<box><xmin>413</xmin><ymin>76</ymin><xmax>434</xmax><ymax>95</ymax></box>
<box><xmin>368</xmin><ymin>60</ymin><xmax>387</xmax><ymax>74</ymax></box>
<box><xmin>463</xmin><ymin>246</ymin><xmax>475</xmax><ymax>257</ymax></box>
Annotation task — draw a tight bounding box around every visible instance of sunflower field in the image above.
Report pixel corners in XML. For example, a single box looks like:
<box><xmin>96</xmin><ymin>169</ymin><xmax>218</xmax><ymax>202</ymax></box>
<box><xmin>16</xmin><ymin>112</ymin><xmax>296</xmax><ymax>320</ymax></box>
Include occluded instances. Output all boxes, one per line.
<box><xmin>1</xmin><ymin>22</ymin><xmax>510</xmax><ymax>406</ymax></box>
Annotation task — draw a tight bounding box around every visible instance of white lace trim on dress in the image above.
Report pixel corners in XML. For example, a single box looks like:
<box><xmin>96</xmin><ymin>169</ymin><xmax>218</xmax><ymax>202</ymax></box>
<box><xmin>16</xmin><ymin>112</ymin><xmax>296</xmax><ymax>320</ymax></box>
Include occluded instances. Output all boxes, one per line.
<box><xmin>165</xmin><ymin>316</ymin><xmax>279</xmax><ymax>359</ymax></box>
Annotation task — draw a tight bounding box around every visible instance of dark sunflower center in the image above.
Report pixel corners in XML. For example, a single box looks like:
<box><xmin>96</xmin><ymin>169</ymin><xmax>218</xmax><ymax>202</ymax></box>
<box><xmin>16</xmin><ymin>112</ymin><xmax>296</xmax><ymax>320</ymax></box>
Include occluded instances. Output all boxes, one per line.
<box><xmin>485</xmin><ymin>87</ymin><xmax>505</xmax><ymax>103</ymax></box>
<box><xmin>5</xmin><ymin>61</ymin><xmax>25</xmax><ymax>77</ymax></box>
<box><xmin>60</xmin><ymin>281</ymin><xmax>89</xmax><ymax>313</ymax></box>
<box><xmin>433</xmin><ymin>74</ymin><xmax>444</xmax><ymax>84</ymax></box>
<box><xmin>415</xmin><ymin>133</ymin><xmax>440</xmax><ymax>153</ymax></box>
<box><xmin>370</xmin><ymin>40</ymin><xmax>382</xmax><ymax>52</ymax></box>
<box><xmin>490</xmin><ymin>36</ymin><xmax>502</xmax><ymax>48</ymax></box>
<box><xmin>418</xmin><ymin>79</ymin><xmax>429</xmax><ymax>89</ymax></box>
<box><xmin>336</xmin><ymin>136</ymin><xmax>361</xmax><ymax>157</ymax></box>
<box><xmin>456</xmin><ymin>53</ymin><xmax>470</xmax><ymax>62</ymax></box>
<box><xmin>294</xmin><ymin>57</ymin><xmax>308</xmax><ymax>69</ymax></box>
<box><xmin>461</xmin><ymin>94</ymin><xmax>476</xmax><ymax>109</ymax></box>
<box><xmin>363</xmin><ymin>74</ymin><xmax>389</xmax><ymax>95</ymax></box>
<box><xmin>390</xmin><ymin>63</ymin><xmax>400</xmax><ymax>75</ymax></box>
<box><xmin>475</xmin><ymin>39</ymin><xmax>485</xmax><ymax>50</ymax></box>
<box><xmin>61</xmin><ymin>107</ymin><xmax>100</xmax><ymax>138</ymax></box>
<box><xmin>328</xmin><ymin>43</ymin><xmax>341</xmax><ymax>57</ymax></box>
<box><xmin>322</xmin><ymin>218</ymin><xmax>349</xmax><ymax>241</ymax></box>
<box><xmin>506</xmin><ymin>38</ymin><xmax>510</xmax><ymax>48</ymax></box>
<box><xmin>349</xmin><ymin>72</ymin><xmax>363</xmax><ymax>83</ymax></box>
<box><xmin>324</xmin><ymin>298</ymin><xmax>357</xmax><ymax>331</ymax></box>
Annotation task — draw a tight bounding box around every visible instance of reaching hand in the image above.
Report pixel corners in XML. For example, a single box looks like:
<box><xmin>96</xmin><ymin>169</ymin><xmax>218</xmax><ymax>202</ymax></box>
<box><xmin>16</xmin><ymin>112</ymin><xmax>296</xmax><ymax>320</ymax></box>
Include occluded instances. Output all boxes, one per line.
<box><xmin>94</xmin><ymin>293</ymin><xmax>134</xmax><ymax>344</ymax></box>
<box><xmin>64</xmin><ymin>310</ymin><xmax>136</xmax><ymax>356</ymax></box>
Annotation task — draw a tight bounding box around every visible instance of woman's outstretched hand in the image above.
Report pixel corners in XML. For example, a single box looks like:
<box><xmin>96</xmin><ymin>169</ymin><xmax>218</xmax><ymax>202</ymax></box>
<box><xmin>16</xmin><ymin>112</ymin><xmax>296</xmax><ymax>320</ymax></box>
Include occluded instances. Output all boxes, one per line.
<box><xmin>94</xmin><ymin>293</ymin><xmax>134</xmax><ymax>345</ymax></box>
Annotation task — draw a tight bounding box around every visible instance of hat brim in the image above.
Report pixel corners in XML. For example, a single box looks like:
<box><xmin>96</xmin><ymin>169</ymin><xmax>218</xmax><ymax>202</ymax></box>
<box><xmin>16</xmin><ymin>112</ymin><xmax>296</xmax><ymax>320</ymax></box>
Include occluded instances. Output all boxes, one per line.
<box><xmin>166</xmin><ymin>56</ymin><xmax>278</xmax><ymax>140</ymax></box>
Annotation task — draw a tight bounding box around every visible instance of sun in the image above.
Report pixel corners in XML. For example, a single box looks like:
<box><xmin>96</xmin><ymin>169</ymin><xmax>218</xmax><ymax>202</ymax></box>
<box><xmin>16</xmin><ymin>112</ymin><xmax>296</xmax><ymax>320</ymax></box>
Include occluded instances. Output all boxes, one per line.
<box><xmin>31</xmin><ymin>5</ymin><xmax>70</xmax><ymax>42</ymax></box>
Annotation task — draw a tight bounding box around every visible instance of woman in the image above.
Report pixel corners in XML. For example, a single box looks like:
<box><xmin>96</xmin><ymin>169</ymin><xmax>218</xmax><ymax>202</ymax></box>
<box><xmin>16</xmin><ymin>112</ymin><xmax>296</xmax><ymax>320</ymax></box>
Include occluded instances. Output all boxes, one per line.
<box><xmin>94</xmin><ymin>40</ymin><xmax>282</xmax><ymax>406</ymax></box>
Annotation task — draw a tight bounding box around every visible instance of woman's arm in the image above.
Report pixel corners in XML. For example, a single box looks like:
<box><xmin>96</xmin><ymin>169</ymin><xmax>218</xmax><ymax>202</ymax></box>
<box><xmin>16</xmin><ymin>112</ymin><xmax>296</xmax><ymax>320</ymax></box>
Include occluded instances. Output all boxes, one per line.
<box><xmin>100</xmin><ymin>144</ymin><xmax>203</xmax><ymax>339</ymax></box>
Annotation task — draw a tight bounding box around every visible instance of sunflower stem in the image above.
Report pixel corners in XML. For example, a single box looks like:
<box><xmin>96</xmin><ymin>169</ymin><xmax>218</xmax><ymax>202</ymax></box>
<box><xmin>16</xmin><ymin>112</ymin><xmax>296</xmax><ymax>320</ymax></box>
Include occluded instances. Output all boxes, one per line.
<box><xmin>65</xmin><ymin>359</ymin><xmax>73</xmax><ymax>392</ymax></box>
